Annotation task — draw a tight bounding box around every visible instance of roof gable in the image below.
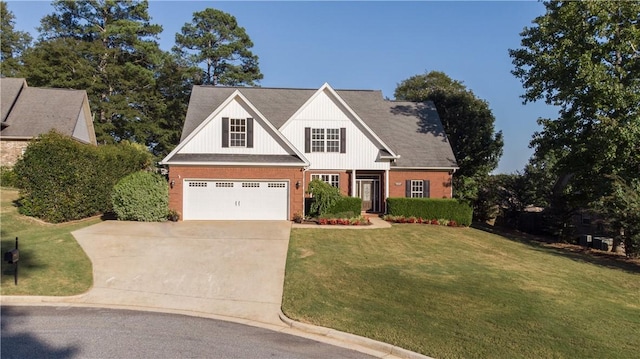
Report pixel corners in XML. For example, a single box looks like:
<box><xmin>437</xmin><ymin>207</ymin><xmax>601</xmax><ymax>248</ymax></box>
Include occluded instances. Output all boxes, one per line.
<box><xmin>162</xmin><ymin>90</ymin><xmax>308</xmax><ymax>166</ymax></box>
<box><xmin>0</xmin><ymin>78</ymin><xmax>97</xmax><ymax>145</ymax></box>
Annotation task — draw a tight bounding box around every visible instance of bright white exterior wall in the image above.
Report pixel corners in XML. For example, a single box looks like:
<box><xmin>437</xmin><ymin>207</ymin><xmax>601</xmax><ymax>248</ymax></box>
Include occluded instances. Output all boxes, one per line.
<box><xmin>280</xmin><ymin>89</ymin><xmax>389</xmax><ymax>170</ymax></box>
<box><xmin>179</xmin><ymin>97</ymin><xmax>290</xmax><ymax>155</ymax></box>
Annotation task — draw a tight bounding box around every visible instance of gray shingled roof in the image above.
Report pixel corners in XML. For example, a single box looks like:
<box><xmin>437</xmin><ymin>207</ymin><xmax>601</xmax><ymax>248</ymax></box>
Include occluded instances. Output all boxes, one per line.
<box><xmin>1</xmin><ymin>81</ymin><xmax>87</xmax><ymax>139</ymax></box>
<box><xmin>1</xmin><ymin>78</ymin><xmax>27</xmax><ymax>123</ymax></box>
<box><xmin>180</xmin><ymin>86</ymin><xmax>458</xmax><ymax>169</ymax></box>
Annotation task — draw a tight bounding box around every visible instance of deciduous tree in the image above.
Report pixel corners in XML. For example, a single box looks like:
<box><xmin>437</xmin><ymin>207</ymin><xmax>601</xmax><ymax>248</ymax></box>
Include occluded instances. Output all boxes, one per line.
<box><xmin>395</xmin><ymin>71</ymin><xmax>504</xmax><ymax>212</ymax></box>
<box><xmin>510</xmin><ymin>0</ymin><xmax>640</xmax><ymax>205</ymax></box>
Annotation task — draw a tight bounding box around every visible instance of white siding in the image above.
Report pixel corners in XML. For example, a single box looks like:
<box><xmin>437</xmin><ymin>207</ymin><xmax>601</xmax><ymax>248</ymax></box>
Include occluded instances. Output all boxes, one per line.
<box><xmin>72</xmin><ymin>108</ymin><xmax>91</xmax><ymax>143</ymax></box>
<box><xmin>281</xmin><ymin>90</ymin><xmax>389</xmax><ymax>170</ymax></box>
<box><xmin>179</xmin><ymin>98</ymin><xmax>289</xmax><ymax>155</ymax></box>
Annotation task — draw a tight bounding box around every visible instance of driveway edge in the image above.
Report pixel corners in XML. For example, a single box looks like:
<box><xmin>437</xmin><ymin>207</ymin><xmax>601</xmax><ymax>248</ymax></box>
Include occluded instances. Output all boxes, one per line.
<box><xmin>278</xmin><ymin>310</ymin><xmax>434</xmax><ymax>359</ymax></box>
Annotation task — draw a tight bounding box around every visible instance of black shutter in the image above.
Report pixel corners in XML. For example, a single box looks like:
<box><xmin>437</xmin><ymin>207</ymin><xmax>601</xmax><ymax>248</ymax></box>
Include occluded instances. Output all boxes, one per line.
<box><xmin>340</xmin><ymin>127</ymin><xmax>346</xmax><ymax>153</ymax></box>
<box><xmin>246</xmin><ymin>118</ymin><xmax>253</xmax><ymax>148</ymax></box>
<box><xmin>423</xmin><ymin>180</ymin><xmax>430</xmax><ymax>198</ymax></box>
<box><xmin>304</xmin><ymin>127</ymin><xmax>311</xmax><ymax>153</ymax></box>
<box><xmin>222</xmin><ymin>117</ymin><xmax>229</xmax><ymax>148</ymax></box>
<box><xmin>405</xmin><ymin>180</ymin><xmax>411</xmax><ymax>198</ymax></box>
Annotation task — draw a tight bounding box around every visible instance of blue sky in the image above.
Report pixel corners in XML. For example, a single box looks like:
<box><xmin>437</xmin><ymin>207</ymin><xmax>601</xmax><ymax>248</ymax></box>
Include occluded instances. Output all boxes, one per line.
<box><xmin>6</xmin><ymin>1</ymin><xmax>559</xmax><ymax>173</ymax></box>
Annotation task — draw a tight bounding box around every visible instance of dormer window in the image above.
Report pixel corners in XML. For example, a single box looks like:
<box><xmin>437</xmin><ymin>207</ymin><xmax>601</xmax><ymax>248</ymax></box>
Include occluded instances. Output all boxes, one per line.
<box><xmin>222</xmin><ymin>117</ymin><xmax>253</xmax><ymax>148</ymax></box>
<box><xmin>305</xmin><ymin>127</ymin><xmax>345</xmax><ymax>153</ymax></box>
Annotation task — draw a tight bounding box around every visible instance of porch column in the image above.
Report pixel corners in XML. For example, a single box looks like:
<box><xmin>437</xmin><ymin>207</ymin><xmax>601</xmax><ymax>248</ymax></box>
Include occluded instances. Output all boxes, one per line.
<box><xmin>351</xmin><ymin>169</ymin><xmax>357</xmax><ymax>197</ymax></box>
<box><xmin>385</xmin><ymin>169</ymin><xmax>389</xmax><ymax>198</ymax></box>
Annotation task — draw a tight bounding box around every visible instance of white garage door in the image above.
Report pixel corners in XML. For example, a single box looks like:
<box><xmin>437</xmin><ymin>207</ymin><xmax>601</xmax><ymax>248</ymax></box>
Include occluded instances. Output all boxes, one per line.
<box><xmin>183</xmin><ymin>180</ymin><xmax>289</xmax><ymax>220</ymax></box>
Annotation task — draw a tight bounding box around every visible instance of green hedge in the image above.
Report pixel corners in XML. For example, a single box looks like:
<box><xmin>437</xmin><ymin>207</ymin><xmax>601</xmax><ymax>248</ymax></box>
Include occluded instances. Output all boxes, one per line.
<box><xmin>326</xmin><ymin>196</ymin><xmax>362</xmax><ymax>215</ymax></box>
<box><xmin>386</xmin><ymin>197</ymin><xmax>473</xmax><ymax>226</ymax></box>
<box><xmin>111</xmin><ymin>171</ymin><xmax>169</xmax><ymax>222</ymax></box>
<box><xmin>0</xmin><ymin>166</ymin><xmax>17</xmax><ymax>187</ymax></box>
<box><xmin>13</xmin><ymin>131</ymin><xmax>152</xmax><ymax>223</ymax></box>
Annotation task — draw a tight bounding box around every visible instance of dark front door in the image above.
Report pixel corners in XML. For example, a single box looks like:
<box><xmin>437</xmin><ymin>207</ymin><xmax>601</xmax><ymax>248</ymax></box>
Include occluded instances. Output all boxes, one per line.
<box><xmin>360</xmin><ymin>180</ymin><xmax>373</xmax><ymax>212</ymax></box>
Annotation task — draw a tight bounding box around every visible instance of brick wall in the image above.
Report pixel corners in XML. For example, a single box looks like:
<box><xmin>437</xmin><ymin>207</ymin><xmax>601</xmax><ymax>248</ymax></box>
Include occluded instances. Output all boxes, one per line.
<box><xmin>388</xmin><ymin>170</ymin><xmax>453</xmax><ymax>199</ymax></box>
<box><xmin>0</xmin><ymin>140</ymin><xmax>29</xmax><ymax>167</ymax></box>
<box><xmin>167</xmin><ymin>165</ymin><xmax>305</xmax><ymax>220</ymax></box>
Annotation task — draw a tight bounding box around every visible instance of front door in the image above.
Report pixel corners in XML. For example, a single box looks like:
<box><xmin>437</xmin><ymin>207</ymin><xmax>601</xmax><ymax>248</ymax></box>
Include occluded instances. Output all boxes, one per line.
<box><xmin>360</xmin><ymin>180</ymin><xmax>373</xmax><ymax>212</ymax></box>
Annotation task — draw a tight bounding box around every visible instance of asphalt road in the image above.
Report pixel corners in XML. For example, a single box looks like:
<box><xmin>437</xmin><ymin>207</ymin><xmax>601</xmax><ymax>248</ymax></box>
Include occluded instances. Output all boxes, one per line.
<box><xmin>1</xmin><ymin>306</ymin><xmax>374</xmax><ymax>359</ymax></box>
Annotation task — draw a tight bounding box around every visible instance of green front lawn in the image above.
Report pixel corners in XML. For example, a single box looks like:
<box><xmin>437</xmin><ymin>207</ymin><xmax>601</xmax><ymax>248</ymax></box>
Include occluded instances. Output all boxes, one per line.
<box><xmin>0</xmin><ymin>188</ymin><xmax>100</xmax><ymax>295</ymax></box>
<box><xmin>282</xmin><ymin>225</ymin><xmax>640</xmax><ymax>359</ymax></box>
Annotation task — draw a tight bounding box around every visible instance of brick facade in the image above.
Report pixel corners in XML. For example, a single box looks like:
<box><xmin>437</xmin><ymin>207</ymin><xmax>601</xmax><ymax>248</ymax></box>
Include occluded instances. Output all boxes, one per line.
<box><xmin>167</xmin><ymin>166</ymin><xmax>305</xmax><ymax>221</ymax></box>
<box><xmin>388</xmin><ymin>170</ymin><xmax>453</xmax><ymax>199</ymax></box>
<box><xmin>0</xmin><ymin>140</ymin><xmax>29</xmax><ymax>167</ymax></box>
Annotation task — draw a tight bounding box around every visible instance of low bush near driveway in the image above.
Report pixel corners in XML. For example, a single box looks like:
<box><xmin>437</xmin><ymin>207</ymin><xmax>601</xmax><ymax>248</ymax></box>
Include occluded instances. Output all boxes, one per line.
<box><xmin>111</xmin><ymin>171</ymin><xmax>169</xmax><ymax>222</ymax></box>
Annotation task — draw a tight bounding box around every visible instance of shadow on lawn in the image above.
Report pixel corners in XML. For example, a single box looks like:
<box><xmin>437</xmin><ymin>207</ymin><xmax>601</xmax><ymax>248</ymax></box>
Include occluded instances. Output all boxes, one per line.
<box><xmin>472</xmin><ymin>222</ymin><xmax>640</xmax><ymax>275</ymax></box>
<box><xmin>0</xmin><ymin>238</ymin><xmax>48</xmax><ymax>277</ymax></box>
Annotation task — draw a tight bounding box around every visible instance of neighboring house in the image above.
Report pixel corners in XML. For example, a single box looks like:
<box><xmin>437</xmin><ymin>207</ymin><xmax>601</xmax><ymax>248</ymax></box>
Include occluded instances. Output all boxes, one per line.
<box><xmin>1</xmin><ymin>78</ymin><xmax>97</xmax><ymax>167</ymax></box>
<box><xmin>161</xmin><ymin>83</ymin><xmax>458</xmax><ymax>220</ymax></box>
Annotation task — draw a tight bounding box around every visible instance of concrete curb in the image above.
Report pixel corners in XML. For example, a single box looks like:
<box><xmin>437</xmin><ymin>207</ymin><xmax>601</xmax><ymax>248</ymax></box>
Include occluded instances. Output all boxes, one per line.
<box><xmin>278</xmin><ymin>310</ymin><xmax>434</xmax><ymax>359</ymax></box>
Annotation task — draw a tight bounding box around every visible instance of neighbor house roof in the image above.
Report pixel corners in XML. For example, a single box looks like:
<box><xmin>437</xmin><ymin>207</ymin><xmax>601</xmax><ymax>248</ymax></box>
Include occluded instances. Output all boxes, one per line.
<box><xmin>0</xmin><ymin>78</ymin><xmax>96</xmax><ymax>144</ymax></box>
<box><xmin>180</xmin><ymin>85</ymin><xmax>458</xmax><ymax>169</ymax></box>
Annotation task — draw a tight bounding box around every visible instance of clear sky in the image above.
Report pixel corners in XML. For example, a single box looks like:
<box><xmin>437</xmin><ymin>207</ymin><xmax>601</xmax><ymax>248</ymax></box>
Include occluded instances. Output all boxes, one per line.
<box><xmin>6</xmin><ymin>0</ymin><xmax>559</xmax><ymax>173</ymax></box>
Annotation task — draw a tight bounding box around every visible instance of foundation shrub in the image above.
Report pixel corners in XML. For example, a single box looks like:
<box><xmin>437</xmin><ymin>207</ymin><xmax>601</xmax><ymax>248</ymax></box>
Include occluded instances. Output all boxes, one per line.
<box><xmin>386</xmin><ymin>197</ymin><xmax>473</xmax><ymax>226</ymax></box>
<box><xmin>111</xmin><ymin>171</ymin><xmax>169</xmax><ymax>222</ymax></box>
<box><xmin>326</xmin><ymin>196</ymin><xmax>362</xmax><ymax>215</ymax></box>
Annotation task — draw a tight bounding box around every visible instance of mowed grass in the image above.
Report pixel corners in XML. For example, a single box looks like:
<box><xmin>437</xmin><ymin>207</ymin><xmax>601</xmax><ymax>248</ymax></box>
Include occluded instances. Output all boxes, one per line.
<box><xmin>1</xmin><ymin>188</ymin><xmax>100</xmax><ymax>295</ymax></box>
<box><xmin>283</xmin><ymin>224</ymin><xmax>640</xmax><ymax>359</ymax></box>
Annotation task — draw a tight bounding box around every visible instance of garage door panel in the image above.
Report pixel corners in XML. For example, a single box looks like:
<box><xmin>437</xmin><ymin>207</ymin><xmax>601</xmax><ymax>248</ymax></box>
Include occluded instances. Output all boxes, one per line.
<box><xmin>183</xmin><ymin>180</ymin><xmax>288</xmax><ymax>220</ymax></box>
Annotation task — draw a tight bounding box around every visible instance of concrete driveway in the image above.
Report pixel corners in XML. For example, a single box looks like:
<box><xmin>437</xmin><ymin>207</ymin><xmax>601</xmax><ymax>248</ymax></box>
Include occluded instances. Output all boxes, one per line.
<box><xmin>67</xmin><ymin>220</ymin><xmax>292</xmax><ymax>326</ymax></box>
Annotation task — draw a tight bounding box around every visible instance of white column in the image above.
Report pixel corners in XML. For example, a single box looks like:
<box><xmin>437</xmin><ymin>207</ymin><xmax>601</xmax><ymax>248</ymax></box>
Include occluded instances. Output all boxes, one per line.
<box><xmin>385</xmin><ymin>169</ymin><xmax>390</xmax><ymax>209</ymax></box>
<box><xmin>351</xmin><ymin>169</ymin><xmax>357</xmax><ymax>197</ymax></box>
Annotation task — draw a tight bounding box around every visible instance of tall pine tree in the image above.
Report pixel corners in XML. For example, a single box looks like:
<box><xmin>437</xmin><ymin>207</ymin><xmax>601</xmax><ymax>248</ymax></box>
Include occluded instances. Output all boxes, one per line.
<box><xmin>21</xmin><ymin>0</ymin><xmax>181</xmax><ymax>155</ymax></box>
<box><xmin>0</xmin><ymin>1</ymin><xmax>32</xmax><ymax>76</ymax></box>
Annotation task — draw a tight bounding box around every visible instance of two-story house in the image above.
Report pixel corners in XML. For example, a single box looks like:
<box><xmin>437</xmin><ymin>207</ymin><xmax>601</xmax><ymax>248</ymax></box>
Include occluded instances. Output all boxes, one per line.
<box><xmin>161</xmin><ymin>83</ymin><xmax>458</xmax><ymax>220</ymax></box>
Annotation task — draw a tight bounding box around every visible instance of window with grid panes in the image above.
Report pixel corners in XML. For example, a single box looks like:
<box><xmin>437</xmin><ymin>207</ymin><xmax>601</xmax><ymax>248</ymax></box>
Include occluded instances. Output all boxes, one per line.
<box><xmin>311</xmin><ymin>128</ymin><xmax>325</xmax><ymax>152</ymax></box>
<box><xmin>410</xmin><ymin>180</ymin><xmax>424</xmax><ymax>198</ymax></box>
<box><xmin>326</xmin><ymin>128</ymin><xmax>340</xmax><ymax>152</ymax></box>
<box><xmin>311</xmin><ymin>174</ymin><xmax>339</xmax><ymax>188</ymax></box>
<box><xmin>230</xmin><ymin>118</ymin><xmax>246</xmax><ymax>147</ymax></box>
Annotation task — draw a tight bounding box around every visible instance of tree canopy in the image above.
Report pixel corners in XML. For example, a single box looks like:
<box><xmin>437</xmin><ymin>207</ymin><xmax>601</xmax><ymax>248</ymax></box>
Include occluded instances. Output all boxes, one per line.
<box><xmin>0</xmin><ymin>1</ymin><xmax>32</xmax><ymax>77</ymax></box>
<box><xmin>510</xmin><ymin>0</ymin><xmax>640</xmax><ymax>254</ymax></box>
<box><xmin>19</xmin><ymin>0</ymin><xmax>189</xmax><ymax>156</ymax></box>
<box><xmin>510</xmin><ymin>0</ymin><xmax>640</xmax><ymax>201</ymax></box>
<box><xmin>395</xmin><ymin>71</ymin><xmax>504</xmax><ymax>208</ymax></box>
<box><xmin>173</xmin><ymin>8</ymin><xmax>263</xmax><ymax>86</ymax></box>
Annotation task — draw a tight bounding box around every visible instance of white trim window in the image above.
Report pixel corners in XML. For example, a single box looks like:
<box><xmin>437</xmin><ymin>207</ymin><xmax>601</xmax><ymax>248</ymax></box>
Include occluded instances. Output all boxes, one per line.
<box><xmin>326</xmin><ymin>128</ymin><xmax>340</xmax><ymax>152</ymax></box>
<box><xmin>230</xmin><ymin>118</ymin><xmax>246</xmax><ymax>147</ymax></box>
<box><xmin>311</xmin><ymin>128</ymin><xmax>325</xmax><ymax>152</ymax></box>
<box><xmin>410</xmin><ymin>180</ymin><xmax>424</xmax><ymax>198</ymax></box>
<box><xmin>311</xmin><ymin>174</ymin><xmax>340</xmax><ymax>188</ymax></box>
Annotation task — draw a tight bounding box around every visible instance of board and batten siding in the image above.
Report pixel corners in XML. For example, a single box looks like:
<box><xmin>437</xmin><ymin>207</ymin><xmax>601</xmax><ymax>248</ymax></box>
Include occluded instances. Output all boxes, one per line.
<box><xmin>179</xmin><ymin>98</ymin><xmax>290</xmax><ymax>155</ymax></box>
<box><xmin>280</xmin><ymin>89</ymin><xmax>389</xmax><ymax>170</ymax></box>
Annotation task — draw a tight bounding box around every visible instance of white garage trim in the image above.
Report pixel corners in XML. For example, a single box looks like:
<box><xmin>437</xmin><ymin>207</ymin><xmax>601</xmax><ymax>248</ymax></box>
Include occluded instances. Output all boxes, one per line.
<box><xmin>183</xmin><ymin>179</ymin><xmax>289</xmax><ymax>220</ymax></box>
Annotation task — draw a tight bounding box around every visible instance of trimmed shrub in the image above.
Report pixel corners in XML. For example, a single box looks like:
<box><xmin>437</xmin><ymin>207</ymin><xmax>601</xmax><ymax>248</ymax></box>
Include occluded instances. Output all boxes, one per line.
<box><xmin>0</xmin><ymin>167</ymin><xmax>17</xmax><ymax>187</ymax></box>
<box><xmin>326</xmin><ymin>196</ymin><xmax>362</xmax><ymax>215</ymax></box>
<box><xmin>111</xmin><ymin>171</ymin><xmax>169</xmax><ymax>222</ymax></box>
<box><xmin>13</xmin><ymin>131</ymin><xmax>152</xmax><ymax>223</ymax></box>
<box><xmin>386</xmin><ymin>197</ymin><xmax>473</xmax><ymax>226</ymax></box>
